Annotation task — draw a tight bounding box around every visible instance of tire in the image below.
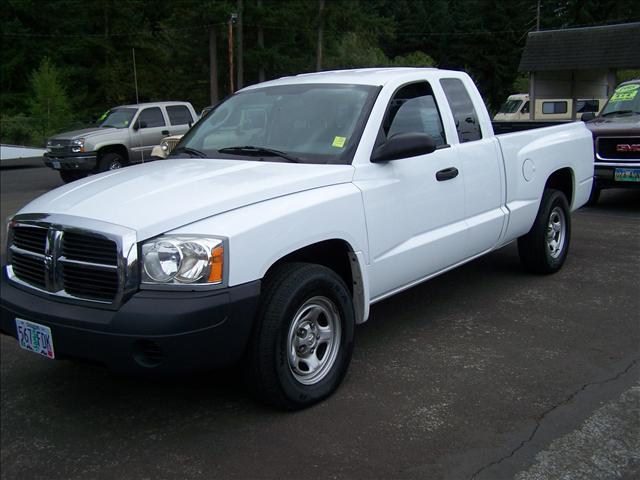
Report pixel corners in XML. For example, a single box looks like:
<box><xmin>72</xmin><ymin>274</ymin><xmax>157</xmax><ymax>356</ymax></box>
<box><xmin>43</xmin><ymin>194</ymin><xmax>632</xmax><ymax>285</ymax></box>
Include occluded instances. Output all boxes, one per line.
<box><xmin>98</xmin><ymin>152</ymin><xmax>125</xmax><ymax>172</ymax></box>
<box><xmin>585</xmin><ymin>181</ymin><xmax>600</xmax><ymax>206</ymax></box>
<box><xmin>518</xmin><ymin>189</ymin><xmax>571</xmax><ymax>274</ymax></box>
<box><xmin>59</xmin><ymin>171</ymin><xmax>85</xmax><ymax>183</ymax></box>
<box><xmin>245</xmin><ymin>262</ymin><xmax>355</xmax><ymax>410</ymax></box>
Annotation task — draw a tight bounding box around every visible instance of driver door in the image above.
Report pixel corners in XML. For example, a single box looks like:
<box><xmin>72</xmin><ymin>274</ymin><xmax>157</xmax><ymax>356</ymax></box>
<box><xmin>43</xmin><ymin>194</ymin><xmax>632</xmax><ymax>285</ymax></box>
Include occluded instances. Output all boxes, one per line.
<box><xmin>353</xmin><ymin>81</ymin><xmax>468</xmax><ymax>300</ymax></box>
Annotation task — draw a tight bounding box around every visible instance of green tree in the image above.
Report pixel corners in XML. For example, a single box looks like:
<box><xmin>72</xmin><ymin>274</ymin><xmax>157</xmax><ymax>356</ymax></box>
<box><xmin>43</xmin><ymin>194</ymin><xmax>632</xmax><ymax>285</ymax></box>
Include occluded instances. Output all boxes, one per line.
<box><xmin>29</xmin><ymin>57</ymin><xmax>72</xmax><ymax>138</ymax></box>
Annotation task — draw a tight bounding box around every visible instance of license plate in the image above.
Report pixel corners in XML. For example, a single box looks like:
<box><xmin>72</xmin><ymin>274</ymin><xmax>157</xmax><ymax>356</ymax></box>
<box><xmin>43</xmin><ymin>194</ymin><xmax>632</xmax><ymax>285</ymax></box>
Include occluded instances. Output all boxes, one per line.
<box><xmin>52</xmin><ymin>161</ymin><xmax>61</xmax><ymax>169</ymax></box>
<box><xmin>15</xmin><ymin>318</ymin><xmax>55</xmax><ymax>359</ymax></box>
<box><xmin>614</xmin><ymin>168</ymin><xmax>640</xmax><ymax>182</ymax></box>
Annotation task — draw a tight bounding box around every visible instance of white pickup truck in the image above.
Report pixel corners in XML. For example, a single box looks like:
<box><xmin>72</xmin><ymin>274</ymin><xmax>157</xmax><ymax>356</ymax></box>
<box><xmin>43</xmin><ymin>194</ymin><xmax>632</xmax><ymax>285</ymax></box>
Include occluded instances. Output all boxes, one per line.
<box><xmin>1</xmin><ymin>68</ymin><xmax>593</xmax><ymax>409</ymax></box>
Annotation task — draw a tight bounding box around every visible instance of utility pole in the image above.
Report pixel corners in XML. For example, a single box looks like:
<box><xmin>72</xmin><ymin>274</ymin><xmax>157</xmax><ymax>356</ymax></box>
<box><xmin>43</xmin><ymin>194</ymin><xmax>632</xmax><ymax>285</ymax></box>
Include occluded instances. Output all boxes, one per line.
<box><xmin>228</xmin><ymin>13</ymin><xmax>238</xmax><ymax>94</ymax></box>
<box><xmin>316</xmin><ymin>0</ymin><xmax>325</xmax><ymax>71</ymax></box>
<box><xmin>236</xmin><ymin>0</ymin><xmax>244</xmax><ymax>89</ymax></box>
<box><xmin>132</xmin><ymin>47</ymin><xmax>139</xmax><ymax>104</ymax></box>
<box><xmin>536</xmin><ymin>0</ymin><xmax>541</xmax><ymax>31</ymax></box>
<box><xmin>257</xmin><ymin>0</ymin><xmax>265</xmax><ymax>82</ymax></box>
<box><xmin>209</xmin><ymin>26</ymin><xmax>219</xmax><ymax>105</ymax></box>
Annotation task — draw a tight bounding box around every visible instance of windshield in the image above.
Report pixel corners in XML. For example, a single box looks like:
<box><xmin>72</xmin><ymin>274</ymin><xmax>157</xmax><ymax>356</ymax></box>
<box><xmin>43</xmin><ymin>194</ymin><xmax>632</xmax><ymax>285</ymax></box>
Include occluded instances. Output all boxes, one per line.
<box><xmin>498</xmin><ymin>99</ymin><xmax>523</xmax><ymax>114</ymax></box>
<box><xmin>98</xmin><ymin>108</ymin><xmax>138</xmax><ymax>128</ymax></box>
<box><xmin>600</xmin><ymin>83</ymin><xmax>640</xmax><ymax>116</ymax></box>
<box><xmin>177</xmin><ymin>83</ymin><xmax>379</xmax><ymax>164</ymax></box>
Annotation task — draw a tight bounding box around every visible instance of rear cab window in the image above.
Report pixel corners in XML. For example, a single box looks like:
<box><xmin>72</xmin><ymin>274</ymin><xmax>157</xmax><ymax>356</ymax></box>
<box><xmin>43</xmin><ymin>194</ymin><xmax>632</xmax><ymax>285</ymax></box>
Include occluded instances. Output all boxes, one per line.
<box><xmin>440</xmin><ymin>78</ymin><xmax>482</xmax><ymax>142</ymax></box>
<box><xmin>166</xmin><ymin>105</ymin><xmax>194</xmax><ymax>126</ymax></box>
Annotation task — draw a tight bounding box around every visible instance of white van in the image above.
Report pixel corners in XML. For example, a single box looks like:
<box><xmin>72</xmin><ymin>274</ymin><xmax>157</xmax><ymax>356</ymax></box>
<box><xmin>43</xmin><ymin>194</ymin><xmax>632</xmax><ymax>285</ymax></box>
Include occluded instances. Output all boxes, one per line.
<box><xmin>494</xmin><ymin>94</ymin><xmax>606</xmax><ymax>121</ymax></box>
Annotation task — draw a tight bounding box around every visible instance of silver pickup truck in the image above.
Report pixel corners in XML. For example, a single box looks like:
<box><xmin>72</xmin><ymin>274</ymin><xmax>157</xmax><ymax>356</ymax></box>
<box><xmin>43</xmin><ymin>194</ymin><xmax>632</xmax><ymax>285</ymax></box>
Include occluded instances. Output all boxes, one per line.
<box><xmin>44</xmin><ymin>101</ymin><xmax>197</xmax><ymax>183</ymax></box>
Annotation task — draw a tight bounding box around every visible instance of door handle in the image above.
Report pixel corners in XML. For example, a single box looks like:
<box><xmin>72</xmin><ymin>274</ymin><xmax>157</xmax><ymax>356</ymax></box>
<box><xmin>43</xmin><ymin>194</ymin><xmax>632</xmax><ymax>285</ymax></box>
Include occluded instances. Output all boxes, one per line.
<box><xmin>162</xmin><ymin>130</ymin><xmax>169</xmax><ymax>135</ymax></box>
<box><xmin>436</xmin><ymin>167</ymin><xmax>459</xmax><ymax>181</ymax></box>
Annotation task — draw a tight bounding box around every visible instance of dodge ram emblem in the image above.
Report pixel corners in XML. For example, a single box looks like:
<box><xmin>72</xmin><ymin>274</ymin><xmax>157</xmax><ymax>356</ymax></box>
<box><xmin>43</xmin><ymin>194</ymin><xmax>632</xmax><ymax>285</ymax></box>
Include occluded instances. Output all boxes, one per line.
<box><xmin>616</xmin><ymin>144</ymin><xmax>640</xmax><ymax>152</ymax></box>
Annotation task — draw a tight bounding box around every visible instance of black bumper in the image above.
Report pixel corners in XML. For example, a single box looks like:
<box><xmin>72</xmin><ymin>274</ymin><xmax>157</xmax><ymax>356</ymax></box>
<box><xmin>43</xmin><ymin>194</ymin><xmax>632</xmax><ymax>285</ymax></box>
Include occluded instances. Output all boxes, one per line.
<box><xmin>594</xmin><ymin>165</ymin><xmax>640</xmax><ymax>189</ymax></box>
<box><xmin>0</xmin><ymin>274</ymin><xmax>260</xmax><ymax>374</ymax></box>
<box><xmin>44</xmin><ymin>152</ymin><xmax>98</xmax><ymax>171</ymax></box>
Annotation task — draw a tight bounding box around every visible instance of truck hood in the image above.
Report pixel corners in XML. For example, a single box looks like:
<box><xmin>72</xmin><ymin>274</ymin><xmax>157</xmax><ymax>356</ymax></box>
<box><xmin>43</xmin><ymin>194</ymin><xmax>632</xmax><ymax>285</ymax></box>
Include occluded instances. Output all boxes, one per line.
<box><xmin>19</xmin><ymin>159</ymin><xmax>355</xmax><ymax>240</ymax></box>
<box><xmin>50</xmin><ymin>127</ymin><xmax>118</xmax><ymax>141</ymax></box>
<box><xmin>586</xmin><ymin>114</ymin><xmax>640</xmax><ymax>136</ymax></box>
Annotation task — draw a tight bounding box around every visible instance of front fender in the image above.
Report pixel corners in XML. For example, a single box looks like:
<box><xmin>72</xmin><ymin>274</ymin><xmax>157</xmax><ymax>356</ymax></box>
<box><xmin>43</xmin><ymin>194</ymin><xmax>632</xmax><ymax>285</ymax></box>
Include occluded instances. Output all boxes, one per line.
<box><xmin>169</xmin><ymin>183</ymin><xmax>372</xmax><ymax>322</ymax></box>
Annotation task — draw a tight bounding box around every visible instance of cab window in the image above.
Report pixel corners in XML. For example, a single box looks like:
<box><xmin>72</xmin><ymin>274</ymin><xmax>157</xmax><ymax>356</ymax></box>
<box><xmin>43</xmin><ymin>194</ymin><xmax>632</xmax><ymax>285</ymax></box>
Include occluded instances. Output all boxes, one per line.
<box><xmin>166</xmin><ymin>105</ymin><xmax>194</xmax><ymax>126</ymax></box>
<box><xmin>382</xmin><ymin>82</ymin><xmax>446</xmax><ymax>146</ymax></box>
<box><xmin>440</xmin><ymin>78</ymin><xmax>482</xmax><ymax>142</ymax></box>
<box><xmin>138</xmin><ymin>107</ymin><xmax>166</xmax><ymax>128</ymax></box>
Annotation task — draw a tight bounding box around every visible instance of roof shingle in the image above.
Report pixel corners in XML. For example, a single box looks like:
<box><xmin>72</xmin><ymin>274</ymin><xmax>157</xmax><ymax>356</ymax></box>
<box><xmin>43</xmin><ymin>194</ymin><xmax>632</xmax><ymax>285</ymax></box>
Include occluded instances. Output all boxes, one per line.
<box><xmin>519</xmin><ymin>22</ymin><xmax>640</xmax><ymax>72</ymax></box>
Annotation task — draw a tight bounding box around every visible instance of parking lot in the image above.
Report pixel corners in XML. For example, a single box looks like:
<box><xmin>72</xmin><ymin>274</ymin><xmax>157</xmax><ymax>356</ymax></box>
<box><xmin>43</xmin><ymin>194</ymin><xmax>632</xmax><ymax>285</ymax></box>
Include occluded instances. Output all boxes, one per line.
<box><xmin>1</xmin><ymin>165</ymin><xmax>639</xmax><ymax>480</ymax></box>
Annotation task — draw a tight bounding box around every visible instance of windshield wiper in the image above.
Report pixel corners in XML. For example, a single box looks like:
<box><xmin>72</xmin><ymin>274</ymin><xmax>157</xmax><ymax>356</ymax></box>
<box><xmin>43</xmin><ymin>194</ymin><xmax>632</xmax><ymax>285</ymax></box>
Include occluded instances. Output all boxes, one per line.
<box><xmin>218</xmin><ymin>145</ymin><xmax>301</xmax><ymax>163</ymax></box>
<box><xmin>601</xmin><ymin>110</ymin><xmax>634</xmax><ymax>117</ymax></box>
<box><xmin>173</xmin><ymin>146</ymin><xmax>207</xmax><ymax>158</ymax></box>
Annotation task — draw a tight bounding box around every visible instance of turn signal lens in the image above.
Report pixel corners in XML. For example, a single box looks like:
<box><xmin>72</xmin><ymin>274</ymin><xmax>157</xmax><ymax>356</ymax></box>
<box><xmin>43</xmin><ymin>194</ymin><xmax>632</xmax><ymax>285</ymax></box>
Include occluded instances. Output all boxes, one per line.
<box><xmin>208</xmin><ymin>246</ymin><xmax>224</xmax><ymax>283</ymax></box>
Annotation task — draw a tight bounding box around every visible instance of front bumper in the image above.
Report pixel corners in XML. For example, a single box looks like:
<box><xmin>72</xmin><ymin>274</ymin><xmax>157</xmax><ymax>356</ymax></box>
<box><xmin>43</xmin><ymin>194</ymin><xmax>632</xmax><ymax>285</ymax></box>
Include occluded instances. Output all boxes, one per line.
<box><xmin>44</xmin><ymin>152</ymin><xmax>98</xmax><ymax>171</ymax></box>
<box><xmin>0</xmin><ymin>273</ymin><xmax>261</xmax><ymax>374</ymax></box>
<box><xmin>594</xmin><ymin>165</ymin><xmax>640</xmax><ymax>189</ymax></box>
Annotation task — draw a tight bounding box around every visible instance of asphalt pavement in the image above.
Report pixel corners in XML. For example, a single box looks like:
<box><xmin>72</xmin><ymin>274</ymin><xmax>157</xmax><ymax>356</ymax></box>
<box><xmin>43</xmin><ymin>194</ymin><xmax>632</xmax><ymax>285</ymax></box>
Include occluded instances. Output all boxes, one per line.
<box><xmin>1</xmin><ymin>165</ymin><xmax>639</xmax><ymax>480</ymax></box>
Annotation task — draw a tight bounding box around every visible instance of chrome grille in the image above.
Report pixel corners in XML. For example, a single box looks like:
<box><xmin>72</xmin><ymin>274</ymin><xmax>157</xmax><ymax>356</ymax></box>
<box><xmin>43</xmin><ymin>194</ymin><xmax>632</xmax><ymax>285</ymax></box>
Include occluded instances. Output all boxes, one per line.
<box><xmin>11</xmin><ymin>251</ymin><xmax>47</xmax><ymax>288</ymax></box>
<box><xmin>62</xmin><ymin>263</ymin><xmax>119</xmax><ymax>301</ymax></box>
<box><xmin>7</xmin><ymin>216</ymin><xmax>138</xmax><ymax>308</ymax></box>
<box><xmin>166</xmin><ymin>138</ymin><xmax>180</xmax><ymax>154</ymax></box>
<box><xmin>62</xmin><ymin>231</ymin><xmax>118</xmax><ymax>265</ymax></box>
<box><xmin>13</xmin><ymin>226</ymin><xmax>47</xmax><ymax>254</ymax></box>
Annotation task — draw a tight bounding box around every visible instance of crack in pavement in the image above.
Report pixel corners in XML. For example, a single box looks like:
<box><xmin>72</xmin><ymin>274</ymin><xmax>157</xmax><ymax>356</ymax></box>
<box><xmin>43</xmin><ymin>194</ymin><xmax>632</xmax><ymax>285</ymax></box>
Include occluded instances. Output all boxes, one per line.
<box><xmin>469</xmin><ymin>357</ymin><xmax>640</xmax><ymax>480</ymax></box>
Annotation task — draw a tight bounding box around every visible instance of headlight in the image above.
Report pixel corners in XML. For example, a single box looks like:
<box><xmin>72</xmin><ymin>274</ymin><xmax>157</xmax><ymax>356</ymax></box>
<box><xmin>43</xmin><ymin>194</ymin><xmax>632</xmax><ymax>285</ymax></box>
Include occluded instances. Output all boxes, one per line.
<box><xmin>160</xmin><ymin>141</ymin><xmax>169</xmax><ymax>152</ymax></box>
<box><xmin>46</xmin><ymin>139</ymin><xmax>52</xmax><ymax>152</ymax></box>
<box><xmin>141</xmin><ymin>236</ymin><xmax>225</xmax><ymax>286</ymax></box>
<box><xmin>71</xmin><ymin>138</ymin><xmax>85</xmax><ymax>153</ymax></box>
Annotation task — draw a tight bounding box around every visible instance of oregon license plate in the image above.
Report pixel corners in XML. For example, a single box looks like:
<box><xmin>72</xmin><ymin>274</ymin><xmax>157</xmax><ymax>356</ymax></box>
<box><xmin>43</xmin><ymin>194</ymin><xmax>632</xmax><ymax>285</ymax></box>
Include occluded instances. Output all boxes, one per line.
<box><xmin>15</xmin><ymin>318</ymin><xmax>55</xmax><ymax>359</ymax></box>
<box><xmin>52</xmin><ymin>161</ymin><xmax>61</xmax><ymax>169</ymax></box>
<box><xmin>614</xmin><ymin>168</ymin><xmax>640</xmax><ymax>182</ymax></box>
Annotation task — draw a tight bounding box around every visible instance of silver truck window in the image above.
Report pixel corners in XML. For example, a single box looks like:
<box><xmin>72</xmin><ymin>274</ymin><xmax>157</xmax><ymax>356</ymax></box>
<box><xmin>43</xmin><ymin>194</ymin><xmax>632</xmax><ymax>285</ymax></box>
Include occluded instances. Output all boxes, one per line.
<box><xmin>440</xmin><ymin>78</ymin><xmax>482</xmax><ymax>143</ymax></box>
<box><xmin>166</xmin><ymin>105</ymin><xmax>194</xmax><ymax>126</ymax></box>
<box><xmin>382</xmin><ymin>82</ymin><xmax>446</xmax><ymax>146</ymax></box>
<box><xmin>99</xmin><ymin>108</ymin><xmax>137</xmax><ymax>129</ymax></box>
<box><xmin>138</xmin><ymin>107</ymin><xmax>166</xmax><ymax>128</ymax></box>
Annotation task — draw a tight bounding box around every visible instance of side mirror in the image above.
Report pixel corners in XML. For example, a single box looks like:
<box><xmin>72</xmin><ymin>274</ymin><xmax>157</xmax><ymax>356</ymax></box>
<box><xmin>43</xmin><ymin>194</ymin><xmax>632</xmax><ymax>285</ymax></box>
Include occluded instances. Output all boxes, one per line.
<box><xmin>133</xmin><ymin>120</ymin><xmax>147</xmax><ymax>130</ymax></box>
<box><xmin>581</xmin><ymin>112</ymin><xmax>596</xmax><ymax>122</ymax></box>
<box><xmin>371</xmin><ymin>132</ymin><xmax>437</xmax><ymax>163</ymax></box>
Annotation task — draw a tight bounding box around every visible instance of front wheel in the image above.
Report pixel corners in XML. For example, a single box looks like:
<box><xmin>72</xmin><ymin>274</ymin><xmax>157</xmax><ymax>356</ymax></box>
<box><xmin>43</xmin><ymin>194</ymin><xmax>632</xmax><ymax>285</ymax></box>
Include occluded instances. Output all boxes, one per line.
<box><xmin>518</xmin><ymin>189</ymin><xmax>571</xmax><ymax>274</ymax></box>
<box><xmin>97</xmin><ymin>152</ymin><xmax>125</xmax><ymax>172</ymax></box>
<box><xmin>245</xmin><ymin>263</ymin><xmax>355</xmax><ymax>410</ymax></box>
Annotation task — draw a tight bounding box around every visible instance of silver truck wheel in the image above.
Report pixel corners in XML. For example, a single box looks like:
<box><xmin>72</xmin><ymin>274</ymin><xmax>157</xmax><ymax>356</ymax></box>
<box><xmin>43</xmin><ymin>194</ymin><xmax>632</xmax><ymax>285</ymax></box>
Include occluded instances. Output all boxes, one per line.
<box><xmin>98</xmin><ymin>152</ymin><xmax>125</xmax><ymax>172</ymax></box>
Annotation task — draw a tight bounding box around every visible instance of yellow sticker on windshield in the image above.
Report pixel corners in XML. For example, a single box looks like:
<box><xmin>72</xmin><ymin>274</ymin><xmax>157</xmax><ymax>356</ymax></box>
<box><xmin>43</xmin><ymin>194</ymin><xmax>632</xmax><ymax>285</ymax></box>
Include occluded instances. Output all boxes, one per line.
<box><xmin>610</xmin><ymin>84</ymin><xmax>639</xmax><ymax>102</ymax></box>
<box><xmin>332</xmin><ymin>136</ymin><xmax>346</xmax><ymax>148</ymax></box>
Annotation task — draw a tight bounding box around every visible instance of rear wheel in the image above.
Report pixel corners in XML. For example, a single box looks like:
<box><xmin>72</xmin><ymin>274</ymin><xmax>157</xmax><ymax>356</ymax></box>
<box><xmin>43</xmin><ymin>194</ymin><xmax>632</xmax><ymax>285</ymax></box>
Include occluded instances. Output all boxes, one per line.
<box><xmin>518</xmin><ymin>189</ymin><xmax>571</xmax><ymax>274</ymax></box>
<box><xmin>98</xmin><ymin>152</ymin><xmax>125</xmax><ymax>172</ymax></box>
<box><xmin>245</xmin><ymin>263</ymin><xmax>355</xmax><ymax>410</ymax></box>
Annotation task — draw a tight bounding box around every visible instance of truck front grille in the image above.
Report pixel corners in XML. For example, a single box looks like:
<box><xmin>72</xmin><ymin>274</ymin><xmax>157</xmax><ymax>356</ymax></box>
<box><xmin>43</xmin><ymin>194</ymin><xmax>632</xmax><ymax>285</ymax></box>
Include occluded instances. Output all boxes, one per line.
<box><xmin>166</xmin><ymin>138</ymin><xmax>180</xmax><ymax>154</ymax></box>
<box><xmin>8</xmin><ymin>223</ymin><xmax>128</xmax><ymax>306</ymax></box>
<box><xmin>48</xmin><ymin>139</ymin><xmax>72</xmax><ymax>155</ymax></box>
<box><xmin>596</xmin><ymin>137</ymin><xmax>640</xmax><ymax>162</ymax></box>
